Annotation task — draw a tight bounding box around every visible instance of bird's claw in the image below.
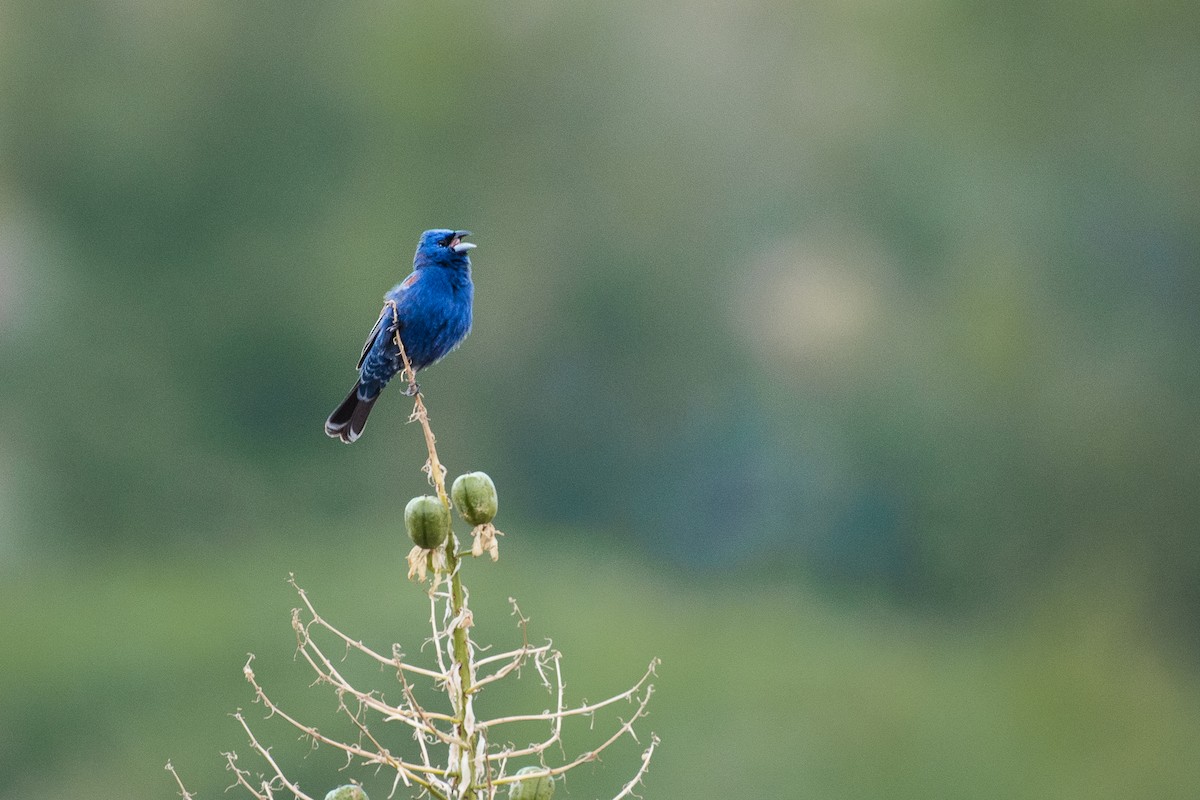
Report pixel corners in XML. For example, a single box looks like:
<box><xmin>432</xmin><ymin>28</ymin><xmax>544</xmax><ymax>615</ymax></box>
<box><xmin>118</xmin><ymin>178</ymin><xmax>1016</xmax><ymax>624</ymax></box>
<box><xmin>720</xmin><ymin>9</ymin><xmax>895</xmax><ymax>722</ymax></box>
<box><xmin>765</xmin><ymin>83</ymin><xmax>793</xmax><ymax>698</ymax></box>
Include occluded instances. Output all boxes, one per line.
<box><xmin>403</xmin><ymin>381</ymin><xmax>420</xmax><ymax>397</ymax></box>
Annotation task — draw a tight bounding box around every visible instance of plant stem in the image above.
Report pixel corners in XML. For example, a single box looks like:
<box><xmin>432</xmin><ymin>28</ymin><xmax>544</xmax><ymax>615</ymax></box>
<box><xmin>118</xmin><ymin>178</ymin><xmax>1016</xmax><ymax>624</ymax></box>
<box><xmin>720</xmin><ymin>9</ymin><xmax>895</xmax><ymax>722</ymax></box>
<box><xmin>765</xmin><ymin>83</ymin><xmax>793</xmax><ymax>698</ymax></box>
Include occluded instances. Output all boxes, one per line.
<box><xmin>445</xmin><ymin>529</ymin><xmax>483</xmax><ymax>794</ymax></box>
<box><xmin>445</xmin><ymin>533</ymin><xmax>473</xmax><ymax>700</ymax></box>
<box><xmin>394</xmin><ymin>330</ymin><xmax>486</xmax><ymax>797</ymax></box>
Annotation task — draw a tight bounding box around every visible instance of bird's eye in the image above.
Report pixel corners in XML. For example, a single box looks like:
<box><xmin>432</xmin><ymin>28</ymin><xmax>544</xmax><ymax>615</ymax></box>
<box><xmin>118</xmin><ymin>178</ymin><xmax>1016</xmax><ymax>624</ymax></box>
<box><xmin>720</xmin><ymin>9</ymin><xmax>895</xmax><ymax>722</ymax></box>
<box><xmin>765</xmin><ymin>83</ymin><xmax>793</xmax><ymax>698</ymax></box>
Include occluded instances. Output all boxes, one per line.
<box><xmin>440</xmin><ymin>235</ymin><xmax>455</xmax><ymax>247</ymax></box>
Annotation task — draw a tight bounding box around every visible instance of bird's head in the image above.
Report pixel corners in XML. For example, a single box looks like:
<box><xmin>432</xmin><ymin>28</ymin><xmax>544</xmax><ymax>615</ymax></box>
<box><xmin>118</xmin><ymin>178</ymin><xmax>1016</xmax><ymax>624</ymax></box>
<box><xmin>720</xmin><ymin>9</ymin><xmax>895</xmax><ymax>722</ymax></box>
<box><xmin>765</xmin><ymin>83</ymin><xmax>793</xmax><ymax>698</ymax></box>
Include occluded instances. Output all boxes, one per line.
<box><xmin>414</xmin><ymin>229</ymin><xmax>475</xmax><ymax>268</ymax></box>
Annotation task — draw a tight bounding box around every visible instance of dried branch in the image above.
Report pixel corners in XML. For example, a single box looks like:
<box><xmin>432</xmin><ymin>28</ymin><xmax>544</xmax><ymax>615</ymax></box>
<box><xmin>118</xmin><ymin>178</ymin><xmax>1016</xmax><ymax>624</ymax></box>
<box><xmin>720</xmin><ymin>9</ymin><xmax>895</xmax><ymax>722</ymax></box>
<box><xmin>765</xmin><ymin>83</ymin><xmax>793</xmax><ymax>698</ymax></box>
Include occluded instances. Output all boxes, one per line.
<box><xmin>233</xmin><ymin>710</ymin><xmax>317</xmax><ymax>800</ymax></box>
<box><xmin>612</xmin><ymin>734</ymin><xmax>661</xmax><ymax>800</ymax></box>
<box><xmin>192</xmin><ymin>365</ymin><xmax>659</xmax><ymax>800</ymax></box>
<box><xmin>242</xmin><ymin>655</ymin><xmax>444</xmax><ymax>790</ymax></box>
<box><xmin>165</xmin><ymin>760</ymin><xmax>196</xmax><ymax>800</ymax></box>
<box><xmin>486</xmin><ymin>658</ymin><xmax>658</xmax><ymax>730</ymax></box>
<box><xmin>293</xmin><ymin>614</ymin><xmax>459</xmax><ymax>732</ymax></box>
<box><xmin>290</xmin><ymin>575</ymin><xmax>445</xmax><ymax>682</ymax></box>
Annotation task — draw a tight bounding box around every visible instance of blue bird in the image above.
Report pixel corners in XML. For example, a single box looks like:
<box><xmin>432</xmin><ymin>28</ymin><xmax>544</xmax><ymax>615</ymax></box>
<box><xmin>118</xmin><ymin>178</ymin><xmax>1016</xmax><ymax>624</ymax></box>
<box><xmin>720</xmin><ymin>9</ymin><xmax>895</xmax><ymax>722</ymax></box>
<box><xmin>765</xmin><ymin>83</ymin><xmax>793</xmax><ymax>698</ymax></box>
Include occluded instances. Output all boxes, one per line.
<box><xmin>325</xmin><ymin>229</ymin><xmax>476</xmax><ymax>443</ymax></box>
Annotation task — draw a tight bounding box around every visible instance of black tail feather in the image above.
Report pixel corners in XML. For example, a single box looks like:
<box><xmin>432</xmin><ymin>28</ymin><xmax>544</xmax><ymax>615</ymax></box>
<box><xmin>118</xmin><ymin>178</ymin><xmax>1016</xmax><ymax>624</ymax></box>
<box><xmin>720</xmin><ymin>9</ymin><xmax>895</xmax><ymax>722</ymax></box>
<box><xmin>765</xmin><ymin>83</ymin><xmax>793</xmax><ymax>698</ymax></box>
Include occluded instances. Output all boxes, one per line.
<box><xmin>325</xmin><ymin>383</ymin><xmax>378</xmax><ymax>443</ymax></box>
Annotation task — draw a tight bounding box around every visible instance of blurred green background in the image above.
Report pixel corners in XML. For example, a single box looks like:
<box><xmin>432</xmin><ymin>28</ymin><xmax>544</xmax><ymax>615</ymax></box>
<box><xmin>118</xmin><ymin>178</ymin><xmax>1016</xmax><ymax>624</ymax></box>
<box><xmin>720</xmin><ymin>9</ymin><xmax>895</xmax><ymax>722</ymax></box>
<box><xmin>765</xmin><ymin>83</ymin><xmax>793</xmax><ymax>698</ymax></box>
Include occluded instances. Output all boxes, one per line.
<box><xmin>2</xmin><ymin>0</ymin><xmax>1199</xmax><ymax>797</ymax></box>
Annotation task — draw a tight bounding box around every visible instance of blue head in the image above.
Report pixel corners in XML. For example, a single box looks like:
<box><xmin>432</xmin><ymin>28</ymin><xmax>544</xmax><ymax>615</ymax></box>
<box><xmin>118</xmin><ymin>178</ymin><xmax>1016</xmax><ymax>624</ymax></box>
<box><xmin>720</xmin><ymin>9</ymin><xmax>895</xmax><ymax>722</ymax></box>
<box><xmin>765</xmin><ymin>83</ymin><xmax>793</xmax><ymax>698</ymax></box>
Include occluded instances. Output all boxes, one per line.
<box><xmin>414</xmin><ymin>229</ymin><xmax>476</xmax><ymax>270</ymax></box>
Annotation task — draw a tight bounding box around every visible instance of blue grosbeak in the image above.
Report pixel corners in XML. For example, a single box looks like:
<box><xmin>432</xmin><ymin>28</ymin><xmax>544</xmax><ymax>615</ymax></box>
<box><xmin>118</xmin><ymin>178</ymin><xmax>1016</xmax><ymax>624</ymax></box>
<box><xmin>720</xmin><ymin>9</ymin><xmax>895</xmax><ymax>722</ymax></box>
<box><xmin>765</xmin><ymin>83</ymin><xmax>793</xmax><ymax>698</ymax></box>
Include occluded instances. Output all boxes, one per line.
<box><xmin>325</xmin><ymin>229</ymin><xmax>476</xmax><ymax>443</ymax></box>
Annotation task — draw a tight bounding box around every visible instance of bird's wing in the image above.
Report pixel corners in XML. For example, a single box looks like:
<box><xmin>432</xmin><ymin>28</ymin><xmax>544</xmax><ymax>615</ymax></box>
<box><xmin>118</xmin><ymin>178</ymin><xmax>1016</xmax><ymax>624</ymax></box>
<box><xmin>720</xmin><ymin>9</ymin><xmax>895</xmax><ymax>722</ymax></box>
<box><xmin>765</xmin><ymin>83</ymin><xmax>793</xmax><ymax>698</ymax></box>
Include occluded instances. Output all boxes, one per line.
<box><xmin>355</xmin><ymin>274</ymin><xmax>417</xmax><ymax>370</ymax></box>
<box><xmin>355</xmin><ymin>307</ymin><xmax>388</xmax><ymax>370</ymax></box>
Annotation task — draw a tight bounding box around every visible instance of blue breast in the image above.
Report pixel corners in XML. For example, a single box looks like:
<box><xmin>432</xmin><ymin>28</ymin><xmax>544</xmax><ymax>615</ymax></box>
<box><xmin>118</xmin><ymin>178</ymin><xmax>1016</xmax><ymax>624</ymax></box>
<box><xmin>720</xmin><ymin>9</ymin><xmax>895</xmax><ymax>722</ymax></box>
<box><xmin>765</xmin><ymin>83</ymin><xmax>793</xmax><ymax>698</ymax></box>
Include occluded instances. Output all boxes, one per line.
<box><xmin>358</xmin><ymin>267</ymin><xmax>472</xmax><ymax>397</ymax></box>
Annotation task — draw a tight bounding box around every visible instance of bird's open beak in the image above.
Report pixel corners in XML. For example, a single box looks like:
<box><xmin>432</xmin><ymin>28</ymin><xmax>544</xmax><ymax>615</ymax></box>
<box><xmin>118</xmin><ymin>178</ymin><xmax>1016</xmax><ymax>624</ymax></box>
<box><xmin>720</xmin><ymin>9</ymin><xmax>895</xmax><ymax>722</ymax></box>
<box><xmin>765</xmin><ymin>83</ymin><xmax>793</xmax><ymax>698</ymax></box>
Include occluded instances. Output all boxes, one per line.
<box><xmin>450</xmin><ymin>231</ymin><xmax>476</xmax><ymax>253</ymax></box>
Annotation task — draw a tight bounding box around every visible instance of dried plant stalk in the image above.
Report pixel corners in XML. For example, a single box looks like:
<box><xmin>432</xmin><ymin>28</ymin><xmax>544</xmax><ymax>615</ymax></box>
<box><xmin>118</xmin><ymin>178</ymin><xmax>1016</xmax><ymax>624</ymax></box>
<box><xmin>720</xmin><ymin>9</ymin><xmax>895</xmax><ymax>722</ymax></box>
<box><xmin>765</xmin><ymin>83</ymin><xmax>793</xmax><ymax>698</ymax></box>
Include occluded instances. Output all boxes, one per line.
<box><xmin>170</xmin><ymin>346</ymin><xmax>658</xmax><ymax>799</ymax></box>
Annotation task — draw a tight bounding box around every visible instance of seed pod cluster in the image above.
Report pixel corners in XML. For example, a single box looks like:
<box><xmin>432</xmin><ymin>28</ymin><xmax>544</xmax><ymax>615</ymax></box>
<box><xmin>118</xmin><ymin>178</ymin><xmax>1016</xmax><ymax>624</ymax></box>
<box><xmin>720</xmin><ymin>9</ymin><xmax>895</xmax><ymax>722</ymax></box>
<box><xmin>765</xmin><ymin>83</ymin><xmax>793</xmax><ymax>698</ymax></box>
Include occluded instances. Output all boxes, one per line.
<box><xmin>324</xmin><ymin>786</ymin><xmax>368</xmax><ymax>800</ymax></box>
<box><xmin>404</xmin><ymin>495</ymin><xmax>450</xmax><ymax>549</ymax></box>
<box><xmin>508</xmin><ymin>766</ymin><xmax>555</xmax><ymax>800</ymax></box>
<box><xmin>451</xmin><ymin>471</ymin><xmax>498</xmax><ymax>525</ymax></box>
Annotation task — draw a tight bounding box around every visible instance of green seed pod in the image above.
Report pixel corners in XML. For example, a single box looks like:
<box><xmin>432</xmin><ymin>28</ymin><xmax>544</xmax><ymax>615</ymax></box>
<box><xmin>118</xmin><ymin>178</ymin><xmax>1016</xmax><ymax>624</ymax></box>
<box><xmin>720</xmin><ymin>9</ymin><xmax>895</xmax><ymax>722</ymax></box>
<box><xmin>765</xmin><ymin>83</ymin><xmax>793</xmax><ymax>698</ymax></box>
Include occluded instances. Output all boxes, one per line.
<box><xmin>508</xmin><ymin>766</ymin><xmax>554</xmax><ymax>800</ymax></box>
<box><xmin>405</xmin><ymin>495</ymin><xmax>450</xmax><ymax>549</ymax></box>
<box><xmin>451</xmin><ymin>471</ymin><xmax>498</xmax><ymax>525</ymax></box>
<box><xmin>324</xmin><ymin>786</ymin><xmax>368</xmax><ymax>800</ymax></box>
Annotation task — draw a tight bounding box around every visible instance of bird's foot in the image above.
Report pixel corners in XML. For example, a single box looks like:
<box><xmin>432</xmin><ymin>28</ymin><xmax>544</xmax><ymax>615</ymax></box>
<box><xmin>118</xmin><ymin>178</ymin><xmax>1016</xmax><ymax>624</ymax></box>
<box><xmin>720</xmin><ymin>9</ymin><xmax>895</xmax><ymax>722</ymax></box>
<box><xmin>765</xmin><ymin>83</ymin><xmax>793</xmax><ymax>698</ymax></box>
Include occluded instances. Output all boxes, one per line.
<box><xmin>403</xmin><ymin>380</ymin><xmax>421</xmax><ymax>397</ymax></box>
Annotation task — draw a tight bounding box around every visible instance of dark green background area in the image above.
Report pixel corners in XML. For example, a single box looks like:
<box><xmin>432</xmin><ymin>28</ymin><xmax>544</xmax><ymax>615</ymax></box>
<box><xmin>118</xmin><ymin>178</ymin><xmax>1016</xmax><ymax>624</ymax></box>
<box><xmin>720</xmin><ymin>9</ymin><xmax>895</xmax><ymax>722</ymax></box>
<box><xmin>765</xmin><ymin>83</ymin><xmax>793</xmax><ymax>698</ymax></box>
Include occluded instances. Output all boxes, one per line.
<box><xmin>1</xmin><ymin>1</ymin><xmax>1198</xmax><ymax>797</ymax></box>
